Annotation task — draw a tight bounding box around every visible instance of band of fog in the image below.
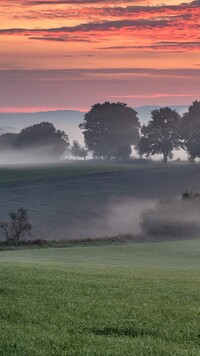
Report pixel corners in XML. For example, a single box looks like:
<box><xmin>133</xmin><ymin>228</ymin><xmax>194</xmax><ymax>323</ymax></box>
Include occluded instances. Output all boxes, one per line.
<box><xmin>68</xmin><ymin>197</ymin><xmax>200</xmax><ymax>239</ymax></box>
<box><xmin>67</xmin><ymin>198</ymin><xmax>155</xmax><ymax>239</ymax></box>
<box><xmin>0</xmin><ymin>147</ymin><xmax>68</xmax><ymax>165</ymax></box>
<box><xmin>104</xmin><ymin>198</ymin><xmax>156</xmax><ymax>236</ymax></box>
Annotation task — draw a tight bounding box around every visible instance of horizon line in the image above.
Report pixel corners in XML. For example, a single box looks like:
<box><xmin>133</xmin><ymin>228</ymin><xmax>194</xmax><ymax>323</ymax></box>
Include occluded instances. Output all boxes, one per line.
<box><xmin>0</xmin><ymin>103</ymin><xmax>191</xmax><ymax>115</ymax></box>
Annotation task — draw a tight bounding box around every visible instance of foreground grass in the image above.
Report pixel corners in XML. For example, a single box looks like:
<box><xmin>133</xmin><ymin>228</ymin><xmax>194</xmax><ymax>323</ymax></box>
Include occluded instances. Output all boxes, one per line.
<box><xmin>1</xmin><ymin>240</ymin><xmax>200</xmax><ymax>355</ymax></box>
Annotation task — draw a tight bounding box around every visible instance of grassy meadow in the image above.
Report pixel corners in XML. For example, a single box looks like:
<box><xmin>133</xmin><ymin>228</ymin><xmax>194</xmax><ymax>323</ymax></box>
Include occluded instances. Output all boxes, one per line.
<box><xmin>1</xmin><ymin>240</ymin><xmax>200</xmax><ymax>355</ymax></box>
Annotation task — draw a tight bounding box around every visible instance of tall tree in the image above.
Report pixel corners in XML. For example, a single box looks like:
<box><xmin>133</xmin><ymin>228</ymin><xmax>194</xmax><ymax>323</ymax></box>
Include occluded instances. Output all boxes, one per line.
<box><xmin>182</xmin><ymin>101</ymin><xmax>200</xmax><ymax>161</ymax></box>
<box><xmin>79</xmin><ymin>102</ymin><xmax>140</xmax><ymax>160</ymax></box>
<box><xmin>14</xmin><ymin>122</ymin><xmax>69</xmax><ymax>158</ymax></box>
<box><xmin>138</xmin><ymin>107</ymin><xmax>182</xmax><ymax>162</ymax></box>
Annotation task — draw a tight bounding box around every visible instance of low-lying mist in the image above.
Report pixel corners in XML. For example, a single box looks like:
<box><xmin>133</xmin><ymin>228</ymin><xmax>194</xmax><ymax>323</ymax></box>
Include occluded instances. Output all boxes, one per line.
<box><xmin>62</xmin><ymin>196</ymin><xmax>200</xmax><ymax>241</ymax></box>
<box><xmin>0</xmin><ymin>160</ymin><xmax>200</xmax><ymax>242</ymax></box>
<box><xmin>1</xmin><ymin>194</ymin><xmax>200</xmax><ymax>242</ymax></box>
<box><xmin>103</xmin><ymin>198</ymin><xmax>155</xmax><ymax>236</ymax></box>
<box><xmin>141</xmin><ymin>197</ymin><xmax>200</xmax><ymax>239</ymax></box>
<box><xmin>59</xmin><ymin>198</ymin><xmax>156</xmax><ymax>240</ymax></box>
<box><xmin>0</xmin><ymin>147</ymin><xmax>67</xmax><ymax>165</ymax></box>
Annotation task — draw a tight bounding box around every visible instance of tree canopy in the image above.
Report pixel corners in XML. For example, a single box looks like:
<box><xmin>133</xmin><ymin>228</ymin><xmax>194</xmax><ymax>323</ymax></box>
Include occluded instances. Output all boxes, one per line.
<box><xmin>138</xmin><ymin>107</ymin><xmax>182</xmax><ymax>162</ymax></box>
<box><xmin>79</xmin><ymin>102</ymin><xmax>140</xmax><ymax>159</ymax></box>
<box><xmin>182</xmin><ymin>101</ymin><xmax>200</xmax><ymax>161</ymax></box>
<box><xmin>14</xmin><ymin>122</ymin><xmax>69</xmax><ymax>157</ymax></box>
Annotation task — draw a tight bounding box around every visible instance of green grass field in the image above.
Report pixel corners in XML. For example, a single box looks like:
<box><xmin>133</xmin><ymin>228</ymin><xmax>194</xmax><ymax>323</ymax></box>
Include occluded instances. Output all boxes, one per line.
<box><xmin>0</xmin><ymin>160</ymin><xmax>137</xmax><ymax>184</ymax></box>
<box><xmin>1</xmin><ymin>239</ymin><xmax>200</xmax><ymax>355</ymax></box>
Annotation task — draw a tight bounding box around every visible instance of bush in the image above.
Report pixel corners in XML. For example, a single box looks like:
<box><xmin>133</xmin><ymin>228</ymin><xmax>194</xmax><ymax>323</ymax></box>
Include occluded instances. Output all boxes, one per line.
<box><xmin>0</xmin><ymin>208</ymin><xmax>32</xmax><ymax>242</ymax></box>
<box><xmin>141</xmin><ymin>193</ymin><xmax>200</xmax><ymax>238</ymax></box>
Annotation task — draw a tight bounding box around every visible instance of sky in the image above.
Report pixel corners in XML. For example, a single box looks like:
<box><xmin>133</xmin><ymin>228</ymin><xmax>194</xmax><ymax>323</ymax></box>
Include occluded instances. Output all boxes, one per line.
<box><xmin>0</xmin><ymin>0</ymin><xmax>200</xmax><ymax>112</ymax></box>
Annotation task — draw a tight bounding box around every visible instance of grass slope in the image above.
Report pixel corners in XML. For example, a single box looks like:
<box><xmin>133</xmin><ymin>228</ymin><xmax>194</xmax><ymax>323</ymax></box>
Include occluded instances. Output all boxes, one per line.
<box><xmin>1</xmin><ymin>239</ymin><xmax>200</xmax><ymax>268</ymax></box>
<box><xmin>0</xmin><ymin>160</ymin><xmax>135</xmax><ymax>184</ymax></box>
<box><xmin>1</xmin><ymin>161</ymin><xmax>200</xmax><ymax>240</ymax></box>
<box><xmin>1</xmin><ymin>240</ymin><xmax>200</xmax><ymax>355</ymax></box>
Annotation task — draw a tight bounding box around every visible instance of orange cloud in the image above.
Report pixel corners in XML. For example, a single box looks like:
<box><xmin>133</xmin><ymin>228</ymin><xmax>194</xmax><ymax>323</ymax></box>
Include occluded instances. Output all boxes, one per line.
<box><xmin>0</xmin><ymin>0</ymin><xmax>199</xmax><ymax>109</ymax></box>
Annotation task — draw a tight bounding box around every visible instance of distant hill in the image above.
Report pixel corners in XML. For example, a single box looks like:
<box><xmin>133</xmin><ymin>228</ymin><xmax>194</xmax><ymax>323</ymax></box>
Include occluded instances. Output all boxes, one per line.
<box><xmin>135</xmin><ymin>105</ymin><xmax>189</xmax><ymax>123</ymax></box>
<box><xmin>0</xmin><ymin>105</ymin><xmax>189</xmax><ymax>142</ymax></box>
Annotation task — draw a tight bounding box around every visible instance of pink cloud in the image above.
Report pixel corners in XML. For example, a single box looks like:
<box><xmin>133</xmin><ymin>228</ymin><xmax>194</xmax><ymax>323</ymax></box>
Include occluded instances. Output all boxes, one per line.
<box><xmin>108</xmin><ymin>93</ymin><xmax>197</xmax><ymax>99</ymax></box>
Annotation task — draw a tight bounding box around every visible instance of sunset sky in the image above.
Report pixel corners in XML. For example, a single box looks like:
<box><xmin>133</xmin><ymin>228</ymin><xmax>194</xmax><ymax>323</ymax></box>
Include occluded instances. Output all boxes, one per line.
<box><xmin>1</xmin><ymin>0</ymin><xmax>200</xmax><ymax>112</ymax></box>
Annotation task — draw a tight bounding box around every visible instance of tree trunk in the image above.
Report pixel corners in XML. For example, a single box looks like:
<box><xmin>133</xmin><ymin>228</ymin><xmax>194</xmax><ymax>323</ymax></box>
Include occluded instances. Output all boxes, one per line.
<box><xmin>163</xmin><ymin>152</ymin><xmax>168</xmax><ymax>163</ymax></box>
<box><xmin>189</xmin><ymin>155</ymin><xmax>195</xmax><ymax>163</ymax></box>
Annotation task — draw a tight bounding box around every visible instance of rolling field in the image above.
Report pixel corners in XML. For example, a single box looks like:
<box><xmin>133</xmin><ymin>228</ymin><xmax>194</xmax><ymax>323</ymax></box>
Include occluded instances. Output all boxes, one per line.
<box><xmin>1</xmin><ymin>240</ymin><xmax>200</xmax><ymax>355</ymax></box>
<box><xmin>0</xmin><ymin>160</ymin><xmax>135</xmax><ymax>184</ymax></box>
<box><xmin>0</xmin><ymin>161</ymin><xmax>200</xmax><ymax>240</ymax></box>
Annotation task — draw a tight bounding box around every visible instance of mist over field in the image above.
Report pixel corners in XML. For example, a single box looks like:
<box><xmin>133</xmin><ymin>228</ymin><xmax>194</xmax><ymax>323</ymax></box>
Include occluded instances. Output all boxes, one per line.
<box><xmin>0</xmin><ymin>103</ymin><xmax>200</xmax><ymax>240</ymax></box>
<box><xmin>102</xmin><ymin>198</ymin><xmax>155</xmax><ymax>237</ymax></box>
<box><xmin>0</xmin><ymin>163</ymin><xmax>200</xmax><ymax>241</ymax></box>
<box><xmin>0</xmin><ymin>149</ymin><xmax>67</xmax><ymax>166</ymax></box>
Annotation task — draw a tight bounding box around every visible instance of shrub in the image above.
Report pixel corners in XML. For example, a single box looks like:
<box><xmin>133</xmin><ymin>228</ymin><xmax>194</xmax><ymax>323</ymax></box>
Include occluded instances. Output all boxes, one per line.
<box><xmin>141</xmin><ymin>193</ymin><xmax>200</xmax><ymax>238</ymax></box>
<box><xmin>0</xmin><ymin>208</ymin><xmax>32</xmax><ymax>242</ymax></box>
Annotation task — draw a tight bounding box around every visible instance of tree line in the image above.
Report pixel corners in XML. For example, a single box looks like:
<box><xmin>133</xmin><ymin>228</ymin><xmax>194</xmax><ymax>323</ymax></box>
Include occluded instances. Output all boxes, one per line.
<box><xmin>1</xmin><ymin>100</ymin><xmax>200</xmax><ymax>162</ymax></box>
<box><xmin>0</xmin><ymin>122</ymin><xmax>88</xmax><ymax>160</ymax></box>
<box><xmin>80</xmin><ymin>100</ymin><xmax>200</xmax><ymax>162</ymax></box>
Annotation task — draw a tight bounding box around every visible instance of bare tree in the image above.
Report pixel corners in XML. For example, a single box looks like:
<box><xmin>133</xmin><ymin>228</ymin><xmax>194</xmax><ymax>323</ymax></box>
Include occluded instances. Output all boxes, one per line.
<box><xmin>0</xmin><ymin>208</ymin><xmax>32</xmax><ymax>242</ymax></box>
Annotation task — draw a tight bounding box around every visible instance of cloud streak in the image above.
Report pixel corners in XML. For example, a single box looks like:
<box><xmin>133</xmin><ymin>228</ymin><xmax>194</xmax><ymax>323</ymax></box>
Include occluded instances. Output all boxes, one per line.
<box><xmin>9</xmin><ymin>1</ymin><xmax>199</xmax><ymax>24</ymax></box>
<box><xmin>0</xmin><ymin>0</ymin><xmax>199</xmax><ymax>49</ymax></box>
<box><xmin>21</xmin><ymin>0</ymin><xmax>143</xmax><ymax>4</ymax></box>
<box><xmin>108</xmin><ymin>93</ymin><xmax>196</xmax><ymax>99</ymax></box>
<box><xmin>0</xmin><ymin>18</ymin><xmax>172</xmax><ymax>34</ymax></box>
<box><xmin>0</xmin><ymin>18</ymin><xmax>176</xmax><ymax>43</ymax></box>
<box><xmin>2</xmin><ymin>67</ymin><xmax>200</xmax><ymax>79</ymax></box>
<box><xmin>99</xmin><ymin>41</ymin><xmax>200</xmax><ymax>52</ymax></box>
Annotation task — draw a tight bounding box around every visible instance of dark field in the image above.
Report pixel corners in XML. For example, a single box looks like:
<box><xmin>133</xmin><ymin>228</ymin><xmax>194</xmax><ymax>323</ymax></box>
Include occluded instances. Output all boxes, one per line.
<box><xmin>0</xmin><ymin>161</ymin><xmax>200</xmax><ymax>240</ymax></box>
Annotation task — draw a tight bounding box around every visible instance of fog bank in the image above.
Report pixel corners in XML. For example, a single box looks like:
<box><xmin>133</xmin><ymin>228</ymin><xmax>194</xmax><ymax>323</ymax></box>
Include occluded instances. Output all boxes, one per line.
<box><xmin>0</xmin><ymin>148</ymin><xmax>68</xmax><ymax>165</ymax></box>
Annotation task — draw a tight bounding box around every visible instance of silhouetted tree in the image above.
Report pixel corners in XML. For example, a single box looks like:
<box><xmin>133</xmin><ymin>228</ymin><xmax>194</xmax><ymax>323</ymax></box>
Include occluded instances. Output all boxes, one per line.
<box><xmin>70</xmin><ymin>140</ymin><xmax>81</xmax><ymax>159</ymax></box>
<box><xmin>181</xmin><ymin>101</ymin><xmax>200</xmax><ymax>161</ymax></box>
<box><xmin>14</xmin><ymin>122</ymin><xmax>69</xmax><ymax>158</ymax></box>
<box><xmin>78</xmin><ymin>147</ymin><xmax>88</xmax><ymax>160</ymax></box>
<box><xmin>79</xmin><ymin>102</ymin><xmax>140</xmax><ymax>159</ymax></box>
<box><xmin>0</xmin><ymin>208</ymin><xmax>32</xmax><ymax>242</ymax></box>
<box><xmin>138</xmin><ymin>107</ymin><xmax>182</xmax><ymax>162</ymax></box>
<box><xmin>70</xmin><ymin>140</ymin><xmax>88</xmax><ymax>160</ymax></box>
